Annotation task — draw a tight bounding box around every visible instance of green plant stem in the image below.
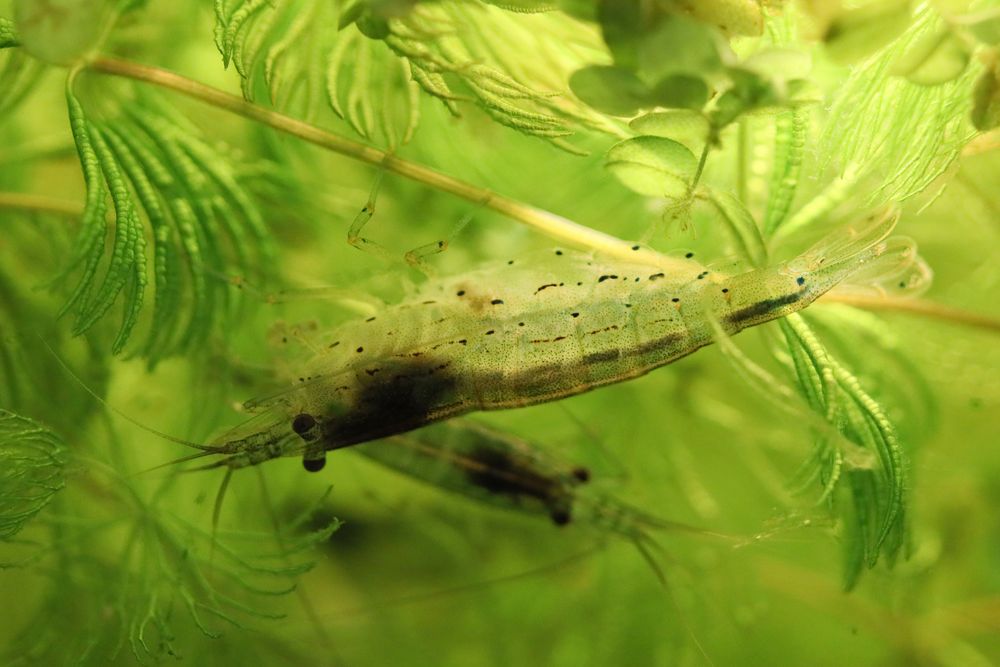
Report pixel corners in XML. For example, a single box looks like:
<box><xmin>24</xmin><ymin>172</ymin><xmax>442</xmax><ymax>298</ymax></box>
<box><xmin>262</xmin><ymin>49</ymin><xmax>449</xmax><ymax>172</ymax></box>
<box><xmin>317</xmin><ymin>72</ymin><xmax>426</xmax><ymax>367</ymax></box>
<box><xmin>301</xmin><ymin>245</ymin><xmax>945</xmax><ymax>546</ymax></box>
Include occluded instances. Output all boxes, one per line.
<box><xmin>819</xmin><ymin>293</ymin><xmax>1000</xmax><ymax>334</ymax></box>
<box><xmin>0</xmin><ymin>192</ymin><xmax>83</xmax><ymax>218</ymax></box>
<box><xmin>691</xmin><ymin>137</ymin><xmax>711</xmax><ymax>192</ymax></box>
<box><xmin>86</xmin><ymin>56</ymin><xmax>691</xmax><ymax>272</ymax></box>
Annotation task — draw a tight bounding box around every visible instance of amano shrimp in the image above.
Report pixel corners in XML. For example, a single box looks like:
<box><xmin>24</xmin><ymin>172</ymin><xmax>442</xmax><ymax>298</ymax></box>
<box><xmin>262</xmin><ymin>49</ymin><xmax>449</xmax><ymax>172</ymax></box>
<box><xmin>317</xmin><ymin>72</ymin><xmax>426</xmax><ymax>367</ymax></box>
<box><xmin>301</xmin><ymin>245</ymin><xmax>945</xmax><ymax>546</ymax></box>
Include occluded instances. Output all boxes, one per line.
<box><xmin>186</xmin><ymin>210</ymin><xmax>900</xmax><ymax>473</ymax></box>
<box><xmin>353</xmin><ymin>419</ymin><xmax>735</xmax><ymax>584</ymax></box>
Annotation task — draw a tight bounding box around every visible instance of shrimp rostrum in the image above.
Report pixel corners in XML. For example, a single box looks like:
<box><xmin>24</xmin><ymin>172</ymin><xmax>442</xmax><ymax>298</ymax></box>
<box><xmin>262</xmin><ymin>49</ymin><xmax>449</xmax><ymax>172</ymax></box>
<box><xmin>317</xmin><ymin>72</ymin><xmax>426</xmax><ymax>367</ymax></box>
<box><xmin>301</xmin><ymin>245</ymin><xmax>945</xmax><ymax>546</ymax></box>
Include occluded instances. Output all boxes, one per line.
<box><xmin>194</xmin><ymin>210</ymin><xmax>900</xmax><ymax>472</ymax></box>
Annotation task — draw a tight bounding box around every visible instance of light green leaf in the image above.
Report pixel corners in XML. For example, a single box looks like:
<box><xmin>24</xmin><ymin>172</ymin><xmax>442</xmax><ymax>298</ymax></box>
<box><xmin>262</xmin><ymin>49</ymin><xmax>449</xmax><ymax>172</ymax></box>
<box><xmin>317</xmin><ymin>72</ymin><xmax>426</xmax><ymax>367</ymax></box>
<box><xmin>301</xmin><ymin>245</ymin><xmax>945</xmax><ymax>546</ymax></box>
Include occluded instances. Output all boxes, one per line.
<box><xmin>892</xmin><ymin>27</ymin><xmax>970</xmax><ymax>86</ymax></box>
<box><xmin>668</xmin><ymin>0</ymin><xmax>764</xmax><ymax>37</ymax></box>
<box><xmin>964</xmin><ymin>8</ymin><xmax>1000</xmax><ymax>45</ymax></box>
<box><xmin>629</xmin><ymin>110</ymin><xmax>709</xmax><ymax>154</ymax></box>
<box><xmin>481</xmin><ymin>0</ymin><xmax>557</xmax><ymax>12</ymax></box>
<box><xmin>13</xmin><ymin>0</ymin><xmax>111</xmax><ymax>65</ymax></box>
<box><xmin>743</xmin><ymin>48</ymin><xmax>812</xmax><ymax>83</ymax></box>
<box><xmin>568</xmin><ymin>65</ymin><xmax>650</xmax><ymax>117</ymax></box>
<box><xmin>823</xmin><ymin>0</ymin><xmax>913</xmax><ymax>64</ymax></box>
<box><xmin>606</xmin><ymin>135</ymin><xmax>697</xmax><ymax>199</ymax></box>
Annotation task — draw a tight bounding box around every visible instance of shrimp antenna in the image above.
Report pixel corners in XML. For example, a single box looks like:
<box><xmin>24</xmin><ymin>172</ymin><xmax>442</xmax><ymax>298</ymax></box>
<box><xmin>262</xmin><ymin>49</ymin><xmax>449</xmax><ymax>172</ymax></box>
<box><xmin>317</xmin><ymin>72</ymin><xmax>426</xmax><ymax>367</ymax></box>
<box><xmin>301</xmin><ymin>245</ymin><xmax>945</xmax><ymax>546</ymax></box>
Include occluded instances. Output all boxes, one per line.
<box><xmin>41</xmin><ymin>336</ymin><xmax>220</xmax><ymax>454</ymax></box>
<box><xmin>630</xmin><ymin>534</ymin><xmax>717</xmax><ymax>667</ymax></box>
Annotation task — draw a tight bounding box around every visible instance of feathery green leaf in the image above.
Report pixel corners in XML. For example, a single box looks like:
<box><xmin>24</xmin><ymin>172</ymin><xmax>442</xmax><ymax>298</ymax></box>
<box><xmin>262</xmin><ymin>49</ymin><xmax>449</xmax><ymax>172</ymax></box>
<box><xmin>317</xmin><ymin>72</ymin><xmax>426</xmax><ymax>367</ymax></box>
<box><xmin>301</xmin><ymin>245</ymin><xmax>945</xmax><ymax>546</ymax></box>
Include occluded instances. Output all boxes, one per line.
<box><xmin>60</xmin><ymin>82</ymin><xmax>275</xmax><ymax>363</ymax></box>
<box><xmin>0</xmin><ymin>410</ymin><xmax>66</xmax><ymax>540</ymax></box>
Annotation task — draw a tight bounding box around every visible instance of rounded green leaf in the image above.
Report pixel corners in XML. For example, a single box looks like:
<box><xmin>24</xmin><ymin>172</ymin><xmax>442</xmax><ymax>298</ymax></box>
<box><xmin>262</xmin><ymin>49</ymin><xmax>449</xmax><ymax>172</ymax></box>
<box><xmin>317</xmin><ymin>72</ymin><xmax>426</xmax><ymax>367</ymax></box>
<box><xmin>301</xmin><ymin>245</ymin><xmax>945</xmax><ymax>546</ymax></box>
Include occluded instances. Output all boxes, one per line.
<box><xmin>557</xmin><ymin>0</ymin><xmax>595</xmax><ymax>21</ymax></box>
<box><xmin>649</xmin><ymin>74</ymin><xmax>709</xmax><ymax>110</ymax></box>
<box><xmin>972</xmin><ymin>62</ymin><xmax>1000</xmax><ymax>131</ymax></box>
<box><xmin>966</xmin><ymin>12</ymin><xmax>1000</xmax><ymax>45</ymax></box>
<box><xmin>629</xmin><ymin>110</ymin><xmax>709</xmax><ymax>153</ymax></box>
<box><xmin>636</xmin><ymin>15</ymin><xmax>725</xmax><ymax>84</ymax></box>
<box><xmin>569</xmin><ymin>65</ymin><xmax>651</xmax><ymax>116</ymax></box>
<box><xmin>891</xmin><ymin>28</ymin><xmax>970</xmax><ymax>86</ymax></box>
<box><xmin>823</xmin><ymin>0</ymin><xmax>912</xmax><ymax>64</ymax></box>
<box><xmin>606</xmin><ymin>136</ymin><xmax>697</xmax><ymax>199</ymax></box>
<box><xmin>681</xmin><ymin>0</ymin><xmax>764</xmax><ymax>37</ymax></box>
<box><xmin>743</xmin><ymin>49</ymin><xmax>812</xmax><ymax>82</ymax></box>
<box><xmin>13</xmin><ymin>0</ymin><xmax>112</xmax><ymax>65</ymax></box>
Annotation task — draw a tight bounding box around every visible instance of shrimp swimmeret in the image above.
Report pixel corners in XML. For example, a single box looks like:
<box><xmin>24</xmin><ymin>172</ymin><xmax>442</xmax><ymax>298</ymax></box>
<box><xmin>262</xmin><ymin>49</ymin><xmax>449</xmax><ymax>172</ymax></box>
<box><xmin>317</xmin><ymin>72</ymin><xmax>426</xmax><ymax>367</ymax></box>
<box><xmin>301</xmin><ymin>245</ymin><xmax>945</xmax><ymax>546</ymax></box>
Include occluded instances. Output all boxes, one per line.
<box><xmin>192</xmin><ymin>210</ymin><xmax>900</xmax><ymax>472</ymax></box>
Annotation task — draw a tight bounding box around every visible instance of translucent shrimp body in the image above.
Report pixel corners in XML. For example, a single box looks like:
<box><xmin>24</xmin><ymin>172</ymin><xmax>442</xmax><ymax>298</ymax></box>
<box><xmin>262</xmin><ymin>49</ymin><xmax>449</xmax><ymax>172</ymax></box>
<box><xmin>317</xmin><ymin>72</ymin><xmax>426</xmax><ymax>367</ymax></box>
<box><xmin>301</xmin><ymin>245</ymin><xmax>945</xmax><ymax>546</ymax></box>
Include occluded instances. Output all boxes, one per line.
<box><xmin>355</xmin><ymin>419</ymin><xmax>724</xmax><ymax>578</ymax></box>
<box><xmin>213</xmin><ymin>213</ymin><xmax>897</xmax><ymax>470</ymax></box>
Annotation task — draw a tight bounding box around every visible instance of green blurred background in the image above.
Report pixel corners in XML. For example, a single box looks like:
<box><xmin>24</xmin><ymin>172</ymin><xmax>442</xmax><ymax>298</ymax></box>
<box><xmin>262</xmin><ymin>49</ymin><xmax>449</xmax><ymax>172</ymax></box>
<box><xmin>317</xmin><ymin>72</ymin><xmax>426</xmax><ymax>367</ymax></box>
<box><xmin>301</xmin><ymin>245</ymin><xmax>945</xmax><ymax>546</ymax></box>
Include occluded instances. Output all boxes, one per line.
<box><xmin>2</xmin><ymin>1</ymin><xmax>1000</xmax><ymax>665</ymax></box>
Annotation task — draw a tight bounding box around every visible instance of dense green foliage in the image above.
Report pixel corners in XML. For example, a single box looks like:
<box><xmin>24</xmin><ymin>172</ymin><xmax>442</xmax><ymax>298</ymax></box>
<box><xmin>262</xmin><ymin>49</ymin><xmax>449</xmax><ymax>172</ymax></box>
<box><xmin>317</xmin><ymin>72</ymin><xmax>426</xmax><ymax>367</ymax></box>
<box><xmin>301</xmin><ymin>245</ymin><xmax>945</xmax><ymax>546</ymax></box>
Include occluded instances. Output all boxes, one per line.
<box><xmin>2</xmin><ymin>0</ymin><xmax>999</xmax><ymax>665</ymax></box>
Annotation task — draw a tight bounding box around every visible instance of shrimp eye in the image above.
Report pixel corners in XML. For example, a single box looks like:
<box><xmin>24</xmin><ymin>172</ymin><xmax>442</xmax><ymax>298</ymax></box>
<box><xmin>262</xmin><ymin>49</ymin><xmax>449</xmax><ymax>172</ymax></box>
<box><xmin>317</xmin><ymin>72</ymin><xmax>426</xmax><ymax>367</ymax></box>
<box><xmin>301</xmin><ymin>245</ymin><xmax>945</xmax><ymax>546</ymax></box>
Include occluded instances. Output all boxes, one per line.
<box><xmin>796</xmin><ymin>276</ymin><xmax>806</xmax><ymax>286</ymax></box>
<box><xmin>571</xmin><ymin>466</ymin><xmax>591</xmax><ymax>483</ymax></box>
<box><xmin>550</xmin><ymin>508</ymin><xmax>572</xmax><ymax>526</ymax></box>
<box><xmin>292</xmin><ymin>413</ymin><xmax>318</xmax><ymax>437</ymax></box>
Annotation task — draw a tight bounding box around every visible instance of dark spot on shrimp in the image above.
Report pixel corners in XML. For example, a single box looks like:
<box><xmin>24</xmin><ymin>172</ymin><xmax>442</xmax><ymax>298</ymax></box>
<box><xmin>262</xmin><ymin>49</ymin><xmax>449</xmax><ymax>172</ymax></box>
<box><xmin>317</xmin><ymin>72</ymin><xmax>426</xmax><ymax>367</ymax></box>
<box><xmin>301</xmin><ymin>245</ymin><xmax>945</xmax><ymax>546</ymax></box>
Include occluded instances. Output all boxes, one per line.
<box><xmin>598</xmin><ymin>275</ymin><xmax>618</xmax><ymax>283</ymax></box>
<box><xmin>685</xmin><ymin>252</ymin><xmax>694</xmax><ymax>258</ymax></box>
<box><xmin>458</xmin><ymin>339</ymin><xmax>468</xmax><ymax>345</ymax></box>
<box><xmin>536</xmin><ymin>283</ymin><xmax>558</xmax><ymax>294</ymax></box>
<box><xmin>365</xmin><ymin>368</ymin><xmax>380</xmax><ymax>376</ymax></box>
<box><xmin>576</xmin><ymin>281</ymin><xmax>583</xmax><ymax>286</ymax></box>
<box><xmin>485</xmin><ymin>329</ymin><xmax>495</xmax><ymax>335</ymax></box>
<box><xmin>518</xmin><ymin>322</ymin><xmax>525</xmax><ymax>327</ymax></box>
<box><xmin>723</xmin><ymin>291</ymin><xmax>804</xmax><ymax>326</ymax></box>
<box><xmin>366</xmin><ymin>316</ymin><xmax>377</xmax><ymax>322</ymax></box>
<box><xmin>672</xmin><ymin>297</ymin><xmax>680</xmax><ymax>303</ymax></box>
<box><xmin>583</xmin><ymin>349</ymin><xmax>620</xmax><ymax>364</ymax></box>
<box><xmin>456</xmin><ymin>290</ymin><xmax>466</xmax><ymax>297</ymax></box>
<box><xmin>721</xmin><ymin>288</ymin><xmax>729</xmax><ymax>294</ymax></box>
<box><xmin>555</xmin><ymin>250</ymin><xmax>563</xmax><ymax>256</ymax></box>
<box><xmin>422</xmin><ymin>300</ymin><xmax>437</xmax><ymax>305</ymax></box>
<box><xmin>571</xmin><ymin>312</ymin><xmax>580</xmax><ymax>318</ymax></box>
<box><xmin>796</xmin><ymin>276</ymin><xmax>806</xmax><ymax>286</ymax></box>
<box><xmin>491</xmin><ymin>299</ymin><xmax>504</xmax><ymax>305</ymax></box>
<box><xmin>631</xmin><ymin>245</ymin><xmax>640</xmax><ymax>251</ymax></box>
<box><xmin>572</xmin><ymin>466</ymin><xmax>590</xmax><ymax>483</ymax></box>
<box><xmin>356</xmin><ymin>346</ymin><xmax>364</xmax><ymax>353</ymax></box>
<box><xmin>507</xmin><ymin>259</ymin><xmax>515</xmax><ymax>265</ymax></box>
<box><xmin>325</xmin><ymin>359</ymin><xmax>462</xmax><ymax>448</ymax></box>
<box><xmin>649</xmin><ymin>273</ymin><xmax>665</xmax><ymax>281</ymax></box>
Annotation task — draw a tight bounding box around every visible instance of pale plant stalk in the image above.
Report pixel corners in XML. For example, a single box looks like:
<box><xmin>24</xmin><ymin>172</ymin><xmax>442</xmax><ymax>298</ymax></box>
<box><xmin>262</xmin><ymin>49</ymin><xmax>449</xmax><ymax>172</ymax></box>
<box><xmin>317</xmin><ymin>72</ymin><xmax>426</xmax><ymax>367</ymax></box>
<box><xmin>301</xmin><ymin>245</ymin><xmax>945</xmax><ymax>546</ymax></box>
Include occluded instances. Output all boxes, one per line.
<box><xmin>86</xmin><ymin>57</ymin><xmax>691</xmax><ymax>273</ymax></box>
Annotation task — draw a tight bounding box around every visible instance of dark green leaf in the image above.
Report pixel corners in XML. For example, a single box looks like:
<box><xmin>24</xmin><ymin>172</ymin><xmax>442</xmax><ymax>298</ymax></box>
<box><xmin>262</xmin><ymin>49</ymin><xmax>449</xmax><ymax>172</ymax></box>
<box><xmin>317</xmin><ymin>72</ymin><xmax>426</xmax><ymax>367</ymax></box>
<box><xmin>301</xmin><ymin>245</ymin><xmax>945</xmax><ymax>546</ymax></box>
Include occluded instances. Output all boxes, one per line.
<box><xmin>568</xmin><ymin>65</ymin><xmax>649</xmax><ymax>116</ymax></box>
<box><xmin>0</xmin><ymin>16</ymin><xmax>19</xmax><ymax>48</ymax></box>
<box><xmin>649</xmin><ymin>74</ymin><xmax>709</xmax><ymax>110</ymax></box>
<box><xmin>635</xmin><ymin>15</ymin><xmax>725</xmax><ymax>85</ymax></box>
<box><xmin>972</xmin><ymin>62</ymin><xmax>1000</xmax><ymax>131</ymax></box>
